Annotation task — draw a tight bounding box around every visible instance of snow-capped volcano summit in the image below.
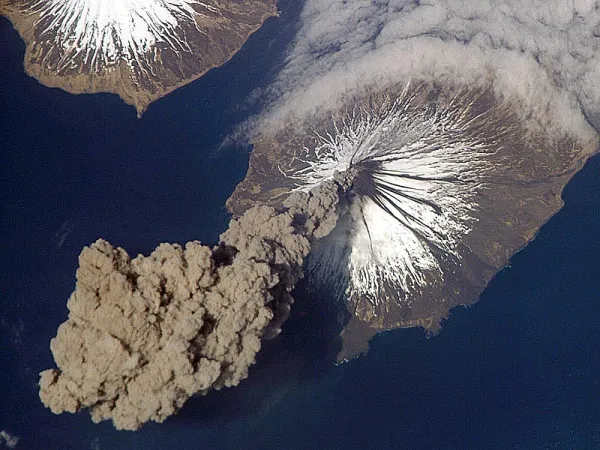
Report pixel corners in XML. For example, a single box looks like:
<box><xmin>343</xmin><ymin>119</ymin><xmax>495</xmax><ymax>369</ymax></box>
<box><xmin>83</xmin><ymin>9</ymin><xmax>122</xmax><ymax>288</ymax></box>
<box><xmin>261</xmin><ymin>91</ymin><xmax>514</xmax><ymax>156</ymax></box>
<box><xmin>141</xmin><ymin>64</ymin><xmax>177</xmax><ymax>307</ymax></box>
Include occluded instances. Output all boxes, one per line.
<box><xmin>29</xmin><ymin>0</ymin><xmax>210</xmax><ymax>70</ymax></box>
<box><xmin>1</xmin><ymin>0</ymin><xmax>277</xmax><ymax>114</ymax></box>
<box><xmin>296</xmin><ymin>86</ymin><xmax>493</xmax><ymax>306</ymax></box>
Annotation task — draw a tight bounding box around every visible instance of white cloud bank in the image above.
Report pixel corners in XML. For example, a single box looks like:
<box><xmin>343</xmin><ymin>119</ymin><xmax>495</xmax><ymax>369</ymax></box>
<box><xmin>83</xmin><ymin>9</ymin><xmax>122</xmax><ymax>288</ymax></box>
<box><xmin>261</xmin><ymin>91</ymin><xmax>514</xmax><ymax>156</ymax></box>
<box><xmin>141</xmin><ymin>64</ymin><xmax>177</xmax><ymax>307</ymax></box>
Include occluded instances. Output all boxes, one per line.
<box><xmin>259</xmin><ymin>0</ymin><xmax>600</xmax><ymax>142</ymax></box>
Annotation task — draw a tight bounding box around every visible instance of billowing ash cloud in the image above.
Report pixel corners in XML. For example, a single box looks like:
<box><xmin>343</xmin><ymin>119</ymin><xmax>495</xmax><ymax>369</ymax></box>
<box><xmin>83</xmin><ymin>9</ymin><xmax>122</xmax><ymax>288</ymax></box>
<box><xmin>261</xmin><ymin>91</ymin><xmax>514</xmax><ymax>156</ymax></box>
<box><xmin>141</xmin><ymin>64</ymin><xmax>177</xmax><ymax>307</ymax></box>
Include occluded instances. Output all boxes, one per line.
<box><xmin>228</xmin><ymin>0</ymin><xmax>600</xmax><ymax>360</ymax></box>
<box><xmin>39</xmin><ymin>173</ymin><xmax>353</xmax><ymax>431</ymax></box>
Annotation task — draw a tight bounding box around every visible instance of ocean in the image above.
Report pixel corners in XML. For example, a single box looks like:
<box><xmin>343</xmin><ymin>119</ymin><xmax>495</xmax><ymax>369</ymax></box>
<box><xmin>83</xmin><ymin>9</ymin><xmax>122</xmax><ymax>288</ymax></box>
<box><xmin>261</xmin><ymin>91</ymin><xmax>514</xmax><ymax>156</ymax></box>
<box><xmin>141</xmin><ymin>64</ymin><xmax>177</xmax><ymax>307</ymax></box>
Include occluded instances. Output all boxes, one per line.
<box><xmin>1</xmin><ymin>2</ymin><xmax>599</xmax><ymax>448</ymax></box>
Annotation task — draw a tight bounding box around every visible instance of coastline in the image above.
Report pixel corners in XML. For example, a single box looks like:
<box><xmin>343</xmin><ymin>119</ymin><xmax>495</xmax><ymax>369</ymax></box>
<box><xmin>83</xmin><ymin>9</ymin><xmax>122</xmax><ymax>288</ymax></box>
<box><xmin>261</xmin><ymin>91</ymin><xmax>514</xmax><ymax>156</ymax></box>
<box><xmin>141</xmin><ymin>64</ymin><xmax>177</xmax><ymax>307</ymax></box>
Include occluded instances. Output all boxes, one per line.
<box><xmin>336</xmin><ymin>140</ymin><xmax>599</xmax><ymax>363</ymax></box>
<box><xmin>227</xmin><ymin>86</ymin><xmax>600</xmax><ymax>363</ymax></box>
<box><xmin>0</xmin><ymin>2</ymin><xmax>278</xmax><ymax>117</ymax></box>
<box><xmin>2</xmin><ymin>5</ymin><xmax>600</xmax><ymax>446</ymax></box>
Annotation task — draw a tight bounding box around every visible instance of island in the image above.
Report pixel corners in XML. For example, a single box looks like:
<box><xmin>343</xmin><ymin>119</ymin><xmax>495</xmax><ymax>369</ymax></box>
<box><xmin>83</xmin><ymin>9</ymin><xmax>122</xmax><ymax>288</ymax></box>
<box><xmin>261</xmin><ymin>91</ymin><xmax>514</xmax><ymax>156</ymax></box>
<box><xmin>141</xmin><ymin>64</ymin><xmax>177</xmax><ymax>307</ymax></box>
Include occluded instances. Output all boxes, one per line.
<box><xmin>0</xmin><ymin>0</ymin><xmax>277</xmax><ymax>116</ymax></box>
<box><xmin>227</xmin><ymin>81</ymin><xmax>599</xmax><ymax>362</ymax></box>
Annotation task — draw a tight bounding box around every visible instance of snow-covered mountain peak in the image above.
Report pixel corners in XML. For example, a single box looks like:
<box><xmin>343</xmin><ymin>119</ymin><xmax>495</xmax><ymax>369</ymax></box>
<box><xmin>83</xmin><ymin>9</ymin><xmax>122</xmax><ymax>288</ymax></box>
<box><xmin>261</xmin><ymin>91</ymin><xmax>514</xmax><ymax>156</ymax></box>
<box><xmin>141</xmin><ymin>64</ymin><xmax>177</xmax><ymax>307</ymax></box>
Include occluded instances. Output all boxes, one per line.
<box><xmin>28</xmin><ymin>0</ymin><xmax>205</xmax><ymax>70</ymax></box>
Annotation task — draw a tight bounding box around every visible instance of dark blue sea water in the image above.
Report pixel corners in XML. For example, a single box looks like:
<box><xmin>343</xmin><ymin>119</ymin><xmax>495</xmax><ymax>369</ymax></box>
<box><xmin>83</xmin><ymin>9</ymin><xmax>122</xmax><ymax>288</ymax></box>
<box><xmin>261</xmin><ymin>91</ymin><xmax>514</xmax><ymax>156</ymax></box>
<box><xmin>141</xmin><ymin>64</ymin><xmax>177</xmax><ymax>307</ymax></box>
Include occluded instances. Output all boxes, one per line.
<box><xmin>1</xmin><ymin>4</ymin><xmax>600</xmax><ymax>448</ymax></box>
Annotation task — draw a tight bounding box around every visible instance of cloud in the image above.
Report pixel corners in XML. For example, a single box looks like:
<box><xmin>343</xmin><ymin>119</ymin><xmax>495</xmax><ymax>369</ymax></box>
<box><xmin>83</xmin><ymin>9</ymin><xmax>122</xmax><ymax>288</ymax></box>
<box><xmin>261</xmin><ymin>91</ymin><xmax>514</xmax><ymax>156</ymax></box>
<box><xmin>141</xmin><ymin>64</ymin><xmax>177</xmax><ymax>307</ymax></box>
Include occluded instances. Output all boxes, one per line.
<box><xmin>258</xmin><ymin>0</ymin><xmax>600</xmax><ymax>141</ymax></box>
<box><xmin>0</xmin><ymin>431</ymin><xmax>19</xmax><ymax>449</ymax></box>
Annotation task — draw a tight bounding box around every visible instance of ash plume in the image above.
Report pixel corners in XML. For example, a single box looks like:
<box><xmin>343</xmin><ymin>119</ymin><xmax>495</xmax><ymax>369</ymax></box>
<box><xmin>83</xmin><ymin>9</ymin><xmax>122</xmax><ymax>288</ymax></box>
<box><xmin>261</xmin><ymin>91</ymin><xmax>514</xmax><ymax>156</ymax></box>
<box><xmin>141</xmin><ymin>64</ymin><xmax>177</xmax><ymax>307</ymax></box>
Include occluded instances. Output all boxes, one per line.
<box><xmin>38</xmin><ymin>172</ymin><xmax>354</xmax><ymax>431</ymax></box>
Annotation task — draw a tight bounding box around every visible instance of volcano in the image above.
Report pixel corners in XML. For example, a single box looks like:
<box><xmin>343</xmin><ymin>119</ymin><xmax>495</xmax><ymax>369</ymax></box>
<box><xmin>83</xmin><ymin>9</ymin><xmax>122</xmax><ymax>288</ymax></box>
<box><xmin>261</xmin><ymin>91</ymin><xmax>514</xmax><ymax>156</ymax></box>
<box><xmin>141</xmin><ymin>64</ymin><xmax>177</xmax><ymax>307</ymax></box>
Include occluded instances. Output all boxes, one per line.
<box><xmin>228</xmin><ymin>81</ymin><xmax>598</xmax><ymax>361</ymax></box>
<box><xmin>0</xmin><ymin>0</ymin><xmax>277</xmax><ymax>114</ymax></box>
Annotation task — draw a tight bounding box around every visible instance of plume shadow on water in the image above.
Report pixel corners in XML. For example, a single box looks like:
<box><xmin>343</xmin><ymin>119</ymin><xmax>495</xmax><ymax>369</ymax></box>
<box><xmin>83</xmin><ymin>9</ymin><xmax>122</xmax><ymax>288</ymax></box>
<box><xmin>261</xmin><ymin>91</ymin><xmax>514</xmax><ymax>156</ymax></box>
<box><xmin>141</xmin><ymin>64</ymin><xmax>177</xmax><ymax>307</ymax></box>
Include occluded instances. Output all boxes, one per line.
<box><xmin>172</xmin><ymin>274</ymin><xmax>351</xmax><ymax>425</ymax></box>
